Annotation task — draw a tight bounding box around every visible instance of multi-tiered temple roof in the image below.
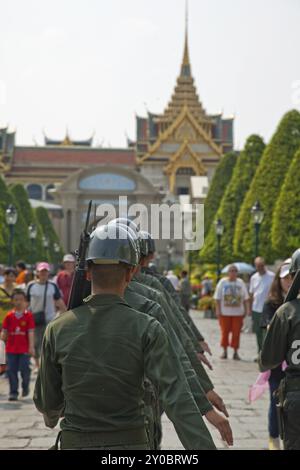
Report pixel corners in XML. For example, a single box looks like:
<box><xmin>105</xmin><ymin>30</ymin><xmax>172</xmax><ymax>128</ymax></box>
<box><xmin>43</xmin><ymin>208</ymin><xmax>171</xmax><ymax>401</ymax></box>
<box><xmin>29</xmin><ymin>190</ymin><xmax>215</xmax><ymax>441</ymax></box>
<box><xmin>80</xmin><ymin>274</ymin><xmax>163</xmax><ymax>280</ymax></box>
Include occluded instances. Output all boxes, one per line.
<box><xmin>135</xmin><ymin>20</ymin><xmax>234</xmax><ymax>159</ymax></box>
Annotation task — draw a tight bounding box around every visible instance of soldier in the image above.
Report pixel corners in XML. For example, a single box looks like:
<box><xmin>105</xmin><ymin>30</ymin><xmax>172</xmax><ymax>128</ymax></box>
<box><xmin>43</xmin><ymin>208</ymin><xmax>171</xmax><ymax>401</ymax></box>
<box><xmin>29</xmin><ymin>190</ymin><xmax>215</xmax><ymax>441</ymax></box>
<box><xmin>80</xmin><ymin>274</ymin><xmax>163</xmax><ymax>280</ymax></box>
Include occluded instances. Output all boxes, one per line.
<box><xmin>140</xmin><ymin>231</ymin><xmax>213</xmax><ymax>360</ymax></box>
<box><xmin>260</xmin><ymin>248</ymin><xmax>300</xmax><ymax>450</ymax></box>
<box><xmin>34</xmin><ymin>224</ymin><xmax>221</xmax><ymax>450</ymax></box>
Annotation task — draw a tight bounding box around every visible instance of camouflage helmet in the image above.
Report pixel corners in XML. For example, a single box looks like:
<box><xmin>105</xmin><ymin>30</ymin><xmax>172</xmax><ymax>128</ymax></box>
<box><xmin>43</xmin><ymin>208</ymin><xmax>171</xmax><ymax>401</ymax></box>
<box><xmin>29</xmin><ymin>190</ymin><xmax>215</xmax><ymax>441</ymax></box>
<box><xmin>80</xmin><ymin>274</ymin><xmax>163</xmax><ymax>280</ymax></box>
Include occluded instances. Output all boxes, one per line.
<box><xmin>139</xmin><ymin>231</ymin><xmax>156</xmax><ymax>255</ymax></box>
<box><xmin>86</xmin><ymin>224</ymin><xmax>139</xmax><ymax>266</ymax></box>
<box><xmin>290</xmin><ymin>248</ymin><xmax>300</xmax><ymax>275</ymax></box>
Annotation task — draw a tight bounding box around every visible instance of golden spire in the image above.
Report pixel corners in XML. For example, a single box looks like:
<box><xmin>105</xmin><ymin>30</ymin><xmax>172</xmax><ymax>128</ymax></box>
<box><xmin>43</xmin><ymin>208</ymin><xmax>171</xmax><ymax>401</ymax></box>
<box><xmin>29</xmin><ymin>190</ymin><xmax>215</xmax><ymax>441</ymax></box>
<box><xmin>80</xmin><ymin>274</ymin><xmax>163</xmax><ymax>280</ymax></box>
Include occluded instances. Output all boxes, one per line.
<box><xmin>181</xmin><ymin>0</ymin><xmax>191</xmax><ymax>77</ymax></box>
<box><xmin>157</xmin><ymin>0</ymin><xmax>211</xmax><ymax>127</ymax></box>
<box><xmin>61</xmin><ymin>128</ymin><xmax>73</xmax><ymax>146</ymax></box>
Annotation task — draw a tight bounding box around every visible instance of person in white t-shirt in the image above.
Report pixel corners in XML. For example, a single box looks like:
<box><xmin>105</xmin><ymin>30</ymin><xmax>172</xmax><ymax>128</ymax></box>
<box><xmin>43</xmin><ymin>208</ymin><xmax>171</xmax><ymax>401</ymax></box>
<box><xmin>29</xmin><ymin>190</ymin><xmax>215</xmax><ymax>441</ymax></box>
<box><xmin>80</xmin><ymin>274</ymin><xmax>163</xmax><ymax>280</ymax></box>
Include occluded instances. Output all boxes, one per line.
<box><xmin>166</xmin><ymin>270</ymin><xmax>180</xmax><ymax>291</ymax></box>
<box><xmin>249</xmin><ymin>257</ymin><xmax>275</xmax><ymax>355</ymax></box>
<box><xmin>26</xmin><ymin>262</ymin><xmax>67</xmax><ymax>370</ymax></box>
<box><xmin>214</xmin><ymin>264</ymin><xmax>250</xmax><ymax>360</ymax></box>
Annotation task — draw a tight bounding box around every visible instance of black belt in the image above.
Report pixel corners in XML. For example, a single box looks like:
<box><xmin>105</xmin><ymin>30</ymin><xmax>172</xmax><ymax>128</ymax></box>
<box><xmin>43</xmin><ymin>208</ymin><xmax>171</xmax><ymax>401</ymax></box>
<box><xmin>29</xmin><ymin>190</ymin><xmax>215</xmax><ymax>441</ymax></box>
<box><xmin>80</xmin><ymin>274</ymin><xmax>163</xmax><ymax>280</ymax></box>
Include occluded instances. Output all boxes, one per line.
<box><xmin>60</xmin><ymin>427</ymin><xmax>148</xmax><ymax>449</ymax></box>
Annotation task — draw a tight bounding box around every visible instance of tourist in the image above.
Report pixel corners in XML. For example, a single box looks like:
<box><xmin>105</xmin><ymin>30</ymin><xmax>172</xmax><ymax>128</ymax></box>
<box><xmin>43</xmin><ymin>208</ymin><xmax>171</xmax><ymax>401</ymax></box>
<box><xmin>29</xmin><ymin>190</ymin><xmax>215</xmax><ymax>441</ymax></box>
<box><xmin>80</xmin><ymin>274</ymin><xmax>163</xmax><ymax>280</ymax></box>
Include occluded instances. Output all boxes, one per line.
<box><xmin>26</xmin><ymin>262</ymin><xmax>67</xmax><ymax>370</ymax></box>
<box><xmin>179</xmin><ymin>270</ymin><xmax>192</xmax><ymax>312</ymax></box>
<box><xmin>15</xmin><ymin>261</ymin><xmax>29</xmax><ymax>287</ymax></box>
<box><xmin>0</xmin><ymin>289</ymin><xmax>35</xmax><ymax>400</ymax></box>
<box><xmin>261</xmin><ymin>259</ymin><xmax>292</xmax><ymax>450</ymax></box>
<box><xmin>56</xmin><ymin>254</ymin><xmax>76</xmax><ymax>306</ymax></box>
<box><xmin>249</xmin><ymin>257</ymin><xmax>275</xmax><ymax>357</ymax></box>
<box><xmin>166</xmin><ymin>270</ymin><xmax>179</xmax><ymax>291</ymax></box>
<box><xmin>0</xmin><ymin>268</ymin><xmax>17</xmax><ymax>329</ymax></box>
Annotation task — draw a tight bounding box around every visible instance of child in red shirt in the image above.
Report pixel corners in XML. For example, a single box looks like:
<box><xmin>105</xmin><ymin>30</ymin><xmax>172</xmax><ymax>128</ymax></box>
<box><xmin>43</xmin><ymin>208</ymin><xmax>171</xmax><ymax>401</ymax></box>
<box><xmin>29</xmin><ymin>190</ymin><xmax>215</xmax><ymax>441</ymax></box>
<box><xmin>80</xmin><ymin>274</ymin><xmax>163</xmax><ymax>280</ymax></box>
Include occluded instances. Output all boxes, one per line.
<box><xmin>0</xmin><ymin>289</ymin><xmax>35</xmax><ymax>401</ymax></box>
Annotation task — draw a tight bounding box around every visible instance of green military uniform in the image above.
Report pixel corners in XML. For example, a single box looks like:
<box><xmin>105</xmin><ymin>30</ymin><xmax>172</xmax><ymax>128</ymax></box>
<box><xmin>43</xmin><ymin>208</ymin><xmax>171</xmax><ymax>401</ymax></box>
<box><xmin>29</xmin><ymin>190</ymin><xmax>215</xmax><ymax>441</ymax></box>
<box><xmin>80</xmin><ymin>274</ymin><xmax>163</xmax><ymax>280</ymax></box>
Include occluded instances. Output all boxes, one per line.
<box><xmin>136</xmin><ymin>271</ymin><xmax>203</xmax><ymax>353</ymax></box>
<box><xmin>260</xmin><ymin>299</ymin><xmax>300</xmax><ymax>449</ymax></box>
<box><xmin>131</xmin><ymin>276</ymin><xmax>214</xmax><ymax>393</ymax></box>
<box><xmin>145</xmin><ymin>267</ymin><xmax>205</xmax><ymax>343</ymax></box>
<box><xmin>125</xmin><ymin>286</ymin><xmax>214</xmax><ymax>449</ymax></box>
<box><xmin>34</xmin><ymin>293</ymin><xmax>215</xmax><ymax>450</ymax></box>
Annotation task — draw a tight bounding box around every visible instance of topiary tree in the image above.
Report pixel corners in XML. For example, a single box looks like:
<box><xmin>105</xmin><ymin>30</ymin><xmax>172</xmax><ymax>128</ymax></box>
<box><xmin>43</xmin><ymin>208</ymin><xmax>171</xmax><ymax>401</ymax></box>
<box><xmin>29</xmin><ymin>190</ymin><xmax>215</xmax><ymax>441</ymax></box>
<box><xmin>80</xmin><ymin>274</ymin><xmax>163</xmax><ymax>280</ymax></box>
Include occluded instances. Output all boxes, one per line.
<box><xmin>0</xmin><ymin>177</ymin><xmax>11</xmax><ymax>263</ymax></box>
<box><xmin>234</xmin><ymin>109</ymin><xmax>300</xmax><ymax>263</ymax></box>
<box><xmin>0</xmin><ymin>177</ymin><xmax>31</xmax><ymax>264</ymax></box>
<box><xmin>271</xmin><ymin>147</ymin><xmax>300</xmax><ymax>257</ymax></box>
<box><xmin>35</xmin><ymin>206</ymin><xmax>63</xmax><ymax>263</ymax></box>
<box><xmin>201</xmin><ymin>135</ymin><xmax>265</xmax><ymax>264</ymax></box>
<box><xmin>9</xmin><ymin>184</ymin><xmax>45</xmax><ymax>264</ymax></box>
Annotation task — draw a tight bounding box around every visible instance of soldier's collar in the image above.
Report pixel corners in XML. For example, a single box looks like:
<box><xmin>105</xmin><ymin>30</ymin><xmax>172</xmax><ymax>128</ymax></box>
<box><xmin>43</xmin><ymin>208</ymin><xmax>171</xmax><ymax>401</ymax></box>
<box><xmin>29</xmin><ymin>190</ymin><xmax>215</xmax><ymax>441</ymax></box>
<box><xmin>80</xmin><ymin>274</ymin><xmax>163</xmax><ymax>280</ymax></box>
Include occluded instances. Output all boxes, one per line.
<box><xmin>83</xmin><ymin>293</ymin><xmax>125</xmax><ymax>305</ymax></box>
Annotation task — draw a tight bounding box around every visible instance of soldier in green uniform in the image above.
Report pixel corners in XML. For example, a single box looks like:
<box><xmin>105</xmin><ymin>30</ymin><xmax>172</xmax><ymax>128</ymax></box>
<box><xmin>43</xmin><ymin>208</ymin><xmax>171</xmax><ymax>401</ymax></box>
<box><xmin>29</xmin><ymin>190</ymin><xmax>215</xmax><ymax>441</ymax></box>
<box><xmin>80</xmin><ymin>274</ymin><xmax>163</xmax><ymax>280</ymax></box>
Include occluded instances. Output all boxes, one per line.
<box><xmin>139</xmin><ymin>231</ymin><xmax>213</xmax><ymax>365</ymax></box>
<box><xmin>260</xmin><ymin>248</ymin><xmax>300</xmax><ymax>450</ymax></box>
<box><xmin>34</xmin><ymin>224</ymin><xmax>223</xmax><ymax>450</ymax></box>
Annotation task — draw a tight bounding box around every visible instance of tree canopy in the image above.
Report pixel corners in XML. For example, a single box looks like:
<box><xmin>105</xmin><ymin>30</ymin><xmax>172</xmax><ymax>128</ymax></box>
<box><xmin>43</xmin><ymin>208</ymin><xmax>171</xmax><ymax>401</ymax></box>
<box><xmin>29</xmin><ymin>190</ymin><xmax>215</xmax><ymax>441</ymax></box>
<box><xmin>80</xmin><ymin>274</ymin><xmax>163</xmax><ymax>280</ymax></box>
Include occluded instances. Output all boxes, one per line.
<box><xmin>233</xmin><ymin>110</ymin><xmax>300</xmax><ymax>262</ymax></box>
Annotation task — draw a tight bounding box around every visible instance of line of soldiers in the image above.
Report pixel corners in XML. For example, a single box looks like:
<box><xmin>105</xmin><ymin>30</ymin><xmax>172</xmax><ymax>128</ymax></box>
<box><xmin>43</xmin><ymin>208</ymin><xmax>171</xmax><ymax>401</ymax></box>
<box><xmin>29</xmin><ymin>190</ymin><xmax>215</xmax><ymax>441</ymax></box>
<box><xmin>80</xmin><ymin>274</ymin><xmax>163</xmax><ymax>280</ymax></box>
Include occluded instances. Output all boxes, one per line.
<box><xmin>33</xmin><ymin>218</ymin><xmax>233</xmax><ymax>450</ymax></box>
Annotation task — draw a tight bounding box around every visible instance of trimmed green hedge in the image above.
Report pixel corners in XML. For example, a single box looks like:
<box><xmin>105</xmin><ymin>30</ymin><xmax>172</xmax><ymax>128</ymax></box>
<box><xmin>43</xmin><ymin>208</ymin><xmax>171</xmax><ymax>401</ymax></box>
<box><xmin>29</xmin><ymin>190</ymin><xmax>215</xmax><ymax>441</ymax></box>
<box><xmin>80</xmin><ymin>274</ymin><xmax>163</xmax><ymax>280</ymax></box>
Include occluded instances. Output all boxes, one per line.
<box><xmin>0</xmin><ymin>177</ymin><xmax>30</xmax><ymax>264</ymax></box>
<box><xmin>0</xmin><ymin>178</ymin><xmax>62</xmax><ymax>265</ymax></box>
<box><xmin>201</xmin><ymin>135</ymin><xmax>265</xmax><ymax>264</ymax></box>
<box><xmin>9</xmin><ymin>184</ymin><xmax>45</xmax><ymax>263</ymax></box>
<box><xmin>233</xmin><ymin>110</ymin><xmax>300</xmax><ymax>262</ymax></box>
<box><xmin>271</xmin><ymin>147</ymin><xmax>300</xmax><ymax>257</ymax></box>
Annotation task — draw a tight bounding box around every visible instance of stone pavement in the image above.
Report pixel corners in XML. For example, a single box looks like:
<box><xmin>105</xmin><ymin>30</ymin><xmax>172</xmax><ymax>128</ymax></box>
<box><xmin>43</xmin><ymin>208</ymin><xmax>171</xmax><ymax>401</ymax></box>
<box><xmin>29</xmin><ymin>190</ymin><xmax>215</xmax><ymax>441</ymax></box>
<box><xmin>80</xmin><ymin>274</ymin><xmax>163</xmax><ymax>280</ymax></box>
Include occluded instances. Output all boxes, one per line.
<box><xmin>161</xmin><ymin>311</ymin><xmax>270</xmax><ymax>450</ymax></box>
<box><xmin>0</xmin><ymin>311</ymin><xmax>271</xmax><ymax>450</ymax></box>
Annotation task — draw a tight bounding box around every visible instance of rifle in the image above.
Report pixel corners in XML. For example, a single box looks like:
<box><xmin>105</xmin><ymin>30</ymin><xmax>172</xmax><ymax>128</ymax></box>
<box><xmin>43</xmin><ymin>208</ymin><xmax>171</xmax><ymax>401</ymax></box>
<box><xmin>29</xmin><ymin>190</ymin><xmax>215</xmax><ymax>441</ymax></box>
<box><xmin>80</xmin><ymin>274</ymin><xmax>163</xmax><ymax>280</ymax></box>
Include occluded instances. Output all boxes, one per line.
<box><xmin>67</xmin><ymin>200</ymin><xmax>92</xmax><ymax>309</ymax></box>
<box><xmin>284</xmin><ymin>269</ymin><xmax>300</xmax><ymax>303</ymax></box>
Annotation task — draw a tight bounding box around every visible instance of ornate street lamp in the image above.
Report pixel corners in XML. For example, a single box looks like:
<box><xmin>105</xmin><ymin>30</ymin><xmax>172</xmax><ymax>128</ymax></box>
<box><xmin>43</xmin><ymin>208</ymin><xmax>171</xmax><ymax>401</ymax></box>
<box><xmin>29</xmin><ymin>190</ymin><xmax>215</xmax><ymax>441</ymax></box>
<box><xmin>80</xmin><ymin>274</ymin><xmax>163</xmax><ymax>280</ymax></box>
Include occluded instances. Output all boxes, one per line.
<box><xmin>251</xmin><ymin>201</ymin><xmax>264</xmax><ymax>258</ymax></box>
<box><xmin>214</xmin><ymin>218</ymin><xmax>224</xmax><ymax>281</ymax></box>
<box><xmin>5</xmin><ymin>205</ymin><xmax>18</xmax><ymax>266</ymax></box>
<box><xmin>28</xmin><ymin>223</ymin><xmax>37</xmax><ymax>264</ymax></box>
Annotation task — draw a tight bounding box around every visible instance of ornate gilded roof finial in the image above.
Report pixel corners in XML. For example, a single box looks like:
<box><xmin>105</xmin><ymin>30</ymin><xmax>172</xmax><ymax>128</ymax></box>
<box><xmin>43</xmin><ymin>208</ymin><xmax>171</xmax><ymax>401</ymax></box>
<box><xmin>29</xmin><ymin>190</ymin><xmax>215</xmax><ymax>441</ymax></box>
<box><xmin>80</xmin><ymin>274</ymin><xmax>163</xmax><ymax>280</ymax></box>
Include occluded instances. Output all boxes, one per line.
<box><xmin>61</xmin><ymin>127</ymin><xmax>72</xmax><ymax>146</ymax></box>
<box><xmin>181</xmin><ymin>0</ymin><xmax>191</xmax><ymax>77</ymax></box>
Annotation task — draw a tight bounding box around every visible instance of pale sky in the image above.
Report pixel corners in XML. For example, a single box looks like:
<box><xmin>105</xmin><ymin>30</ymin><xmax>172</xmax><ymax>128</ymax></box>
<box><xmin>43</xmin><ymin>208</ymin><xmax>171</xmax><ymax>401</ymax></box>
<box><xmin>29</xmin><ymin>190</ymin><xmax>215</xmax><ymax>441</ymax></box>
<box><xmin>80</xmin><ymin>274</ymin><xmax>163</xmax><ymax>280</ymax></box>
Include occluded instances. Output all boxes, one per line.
<box><xmin>1</xmin><ymin>0</ymin><xmax>300</xmax><ymax>149</ymax></box>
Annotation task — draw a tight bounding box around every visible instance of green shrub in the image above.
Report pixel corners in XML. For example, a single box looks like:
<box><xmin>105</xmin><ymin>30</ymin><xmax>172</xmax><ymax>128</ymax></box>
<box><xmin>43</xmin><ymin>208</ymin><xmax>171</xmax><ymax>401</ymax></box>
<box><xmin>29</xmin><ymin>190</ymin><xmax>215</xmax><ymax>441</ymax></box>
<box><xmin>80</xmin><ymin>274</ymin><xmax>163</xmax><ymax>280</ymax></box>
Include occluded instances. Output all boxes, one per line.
<box><xmin>272</xmin><ymin>147</ymin><xmax>300</xmax><ymax>257</ymax></box>
<box><xmin>201</xmin><ymin>135</ymin><xmax>265</xmax><ymax>264</ymax></box>
<box><xmin>0</xmin><ymin>177</ymin><xmax>31</xmax><ymax>264</ymax></box>
<box><xmin>203</xmin><ymin>151</ymin><xmax>238</xmax><ymax>236</ymax></box>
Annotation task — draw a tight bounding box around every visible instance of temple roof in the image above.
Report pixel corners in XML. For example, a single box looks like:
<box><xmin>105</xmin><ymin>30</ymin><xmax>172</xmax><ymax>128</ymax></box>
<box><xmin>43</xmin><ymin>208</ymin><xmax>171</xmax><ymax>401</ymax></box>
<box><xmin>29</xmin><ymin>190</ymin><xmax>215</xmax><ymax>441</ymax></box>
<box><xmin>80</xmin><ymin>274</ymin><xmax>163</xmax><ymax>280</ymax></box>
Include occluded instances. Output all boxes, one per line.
<box><xmin>44</xmin><ymin>130</ymin><xmax>94</xmax><ymax>147</ymax></box>
<box><xmin>157</xmin><ymin>8</ymin><xmax>211</xmax><ymax>128</ymax></box>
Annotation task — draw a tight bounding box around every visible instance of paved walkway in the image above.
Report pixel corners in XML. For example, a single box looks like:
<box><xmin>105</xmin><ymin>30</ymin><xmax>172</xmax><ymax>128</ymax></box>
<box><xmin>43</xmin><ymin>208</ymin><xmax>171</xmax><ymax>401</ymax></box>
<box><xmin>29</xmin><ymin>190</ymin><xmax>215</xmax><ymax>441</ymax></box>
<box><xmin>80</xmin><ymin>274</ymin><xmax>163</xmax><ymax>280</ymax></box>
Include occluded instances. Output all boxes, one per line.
<box><xmin>0</xmin><ymin>311</ymin><xmax>271</xmax><ymax>450</ymax></box>
<box><xmin>161</xmin><ymin>311</ymin><xmax>270</xmax><ymax>450</ymax></box>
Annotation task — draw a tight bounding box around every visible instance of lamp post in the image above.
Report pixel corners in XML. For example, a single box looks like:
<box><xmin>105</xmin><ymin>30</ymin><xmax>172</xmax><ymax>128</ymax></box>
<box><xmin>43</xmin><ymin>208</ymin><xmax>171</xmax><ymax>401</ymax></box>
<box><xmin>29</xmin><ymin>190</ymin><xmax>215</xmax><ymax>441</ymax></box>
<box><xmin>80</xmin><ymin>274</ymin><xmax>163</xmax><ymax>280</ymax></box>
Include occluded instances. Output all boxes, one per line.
<box><xmin>28</xmin><ymin>223</ymin><xmax>37</xmax><ymax>265</ymax></box>
<box><xmin>5</xmin><ymin>205</ymin><xmax>18</xmax><ymax>267</ymax></box>
<box><xmin>214</xmin><ymin>218</ymin><xmax>224</xmax><ymax>282</ymax></box>
<box><xmin>42</xmin><ymin>235</ymin><xmax>50</xmax><ymax>261</ymax></box>
<box><xmin>251</xmin><ymin>201</ymin><xmax>264</xmax><ymax>259</ymax></box>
